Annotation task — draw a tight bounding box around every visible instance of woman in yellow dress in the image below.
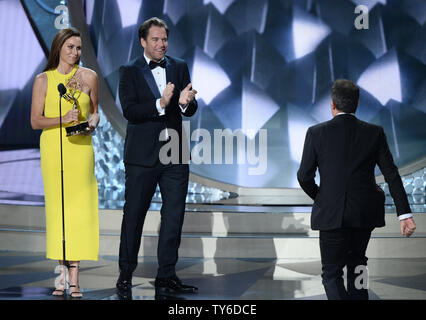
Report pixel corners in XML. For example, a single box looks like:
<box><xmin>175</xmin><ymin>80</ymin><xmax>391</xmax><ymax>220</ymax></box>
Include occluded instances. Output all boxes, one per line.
<box><xmin>30</xmin><ymin>28</ymin><xmax>100</xmax><ymax>298</ymax></box>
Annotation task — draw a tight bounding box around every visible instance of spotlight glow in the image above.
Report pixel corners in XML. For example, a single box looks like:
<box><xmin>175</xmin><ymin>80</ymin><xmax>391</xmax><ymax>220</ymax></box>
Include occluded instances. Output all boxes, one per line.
<box><xmin>292</xmin><ymin>6</ymin><xmax>331</xmax><ymax>59</ymax></box>
<box><xmin>117</xmin><ymin>0</ymin><xmax>142</xmax><ymax>28</ymax></box>
<box><xmin>357</xmin><ymin>49</ymin><xmax>402</xmax><ymax>105</ymax></box>
<box><xmin>192</xmin><ymin>48</ymin><xmax>231</xmax><ymax>105</ymax></box>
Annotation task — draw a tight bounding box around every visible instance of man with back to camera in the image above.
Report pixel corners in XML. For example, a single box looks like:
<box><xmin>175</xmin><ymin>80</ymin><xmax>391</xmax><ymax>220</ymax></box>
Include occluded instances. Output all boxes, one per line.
<box><xmin>297</xmin><ymin>79</ymin><xmax>416</xmax><ymax>300</ymax></box>
<box><xmin>116</xmin><ymin>17</ymin><xmax>198</xmax><ymax>300</ymax></box>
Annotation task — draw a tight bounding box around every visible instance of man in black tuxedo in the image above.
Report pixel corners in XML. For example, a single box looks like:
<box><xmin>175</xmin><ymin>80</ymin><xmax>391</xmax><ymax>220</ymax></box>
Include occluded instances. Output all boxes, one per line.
<box><xmin>116</xmin><ymin>17</ymin><xmax>198</xmax><ymax>299</ymax></box>
<box><xmin>297</xmin><ymin>79</ymin><xmax>416</xmax><ymax>300</ymax></box>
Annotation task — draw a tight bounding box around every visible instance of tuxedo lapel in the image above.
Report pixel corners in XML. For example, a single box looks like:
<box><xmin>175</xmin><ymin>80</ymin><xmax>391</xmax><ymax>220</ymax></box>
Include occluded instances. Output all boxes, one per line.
<box><xmin>165</xmin><ymin>56</ymin><xmax>175</xmax><ymax>86</ymax></box>
<box><xmin>135</xmin><ymin>56</ymin><xmax>161</xmax><ymax>99</ymax></box>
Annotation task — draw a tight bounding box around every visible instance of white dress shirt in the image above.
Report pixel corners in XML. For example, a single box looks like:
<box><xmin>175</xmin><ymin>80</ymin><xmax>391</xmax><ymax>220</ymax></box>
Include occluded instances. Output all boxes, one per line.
<box><xmin>335</xmin><ymin>112</ymin><xmax>412</xmax><ymax>221</ymax></box>
<box><xmin>143</xmin><ymin>53</ymin><xmax>188</xmax><ymax>116</ymax></box>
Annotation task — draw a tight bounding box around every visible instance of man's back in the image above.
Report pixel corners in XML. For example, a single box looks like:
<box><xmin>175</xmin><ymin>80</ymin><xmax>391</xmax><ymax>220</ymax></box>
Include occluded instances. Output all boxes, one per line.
<box><xmin>298</xmin><ymin>114</ymin><xmax>410</xmax><ymax>230</ymax></box>
<box><xmin>297</xmin><ymin>79</ymin><xmax>415</xmax><ymax>300</ymax></box>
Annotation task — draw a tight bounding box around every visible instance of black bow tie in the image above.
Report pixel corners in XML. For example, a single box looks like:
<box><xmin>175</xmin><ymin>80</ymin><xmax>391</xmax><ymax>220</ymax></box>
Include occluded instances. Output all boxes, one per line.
<box><xmin>149</xmin><ymin>59</ymin><xmax>166</xmax><ymax>69</ymax></box>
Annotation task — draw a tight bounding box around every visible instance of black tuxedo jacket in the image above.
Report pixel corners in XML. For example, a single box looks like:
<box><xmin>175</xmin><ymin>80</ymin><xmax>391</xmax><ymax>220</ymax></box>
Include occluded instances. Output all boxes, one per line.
<box><xmin>297</xmin><ymin>114</ymin><xmax>411</xmax><ymax>231</ymax></box>
<box><xmin>119</xmin><ymin>55</ymin><xmax>197</xmax><ymax>167</ymax></box>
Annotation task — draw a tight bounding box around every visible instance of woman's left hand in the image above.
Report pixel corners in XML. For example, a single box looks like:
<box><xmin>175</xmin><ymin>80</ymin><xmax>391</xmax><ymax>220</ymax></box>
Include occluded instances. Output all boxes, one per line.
<box><xmin>88</xmin><ymin>112</ymin><xmax>100</xmax><ymax>130</ymax></box>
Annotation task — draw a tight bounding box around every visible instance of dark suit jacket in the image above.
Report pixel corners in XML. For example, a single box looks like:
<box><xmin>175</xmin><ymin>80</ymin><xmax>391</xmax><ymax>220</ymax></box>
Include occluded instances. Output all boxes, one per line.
<box><xmin>297</xmin><ymin>114</ymin><xmax>411</xmax><ymax>231</ymax></box>
<box><xmin>119</xmin><ymin>55</ymin><xmax>197</xmax><ymax>167</ymax></box>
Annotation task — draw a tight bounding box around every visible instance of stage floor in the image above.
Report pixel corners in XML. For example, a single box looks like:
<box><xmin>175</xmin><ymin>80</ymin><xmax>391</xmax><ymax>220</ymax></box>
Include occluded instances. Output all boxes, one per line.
<box><xmin>0</xmin><ymin>251</ymin><xmax>425</xmax><ymax>300</ymax></box>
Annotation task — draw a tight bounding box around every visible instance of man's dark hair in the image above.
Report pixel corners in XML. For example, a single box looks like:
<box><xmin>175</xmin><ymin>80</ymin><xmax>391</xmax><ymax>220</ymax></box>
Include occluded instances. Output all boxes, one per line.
<box><xmin>331</xmin><ymin>79</ymin><xmax>360</xmax><ymax>113</ymax></box>
<box><xmin>138</xmin><ymin>17</ymin><xmax>169</xmax><ymax>40</ymax></box>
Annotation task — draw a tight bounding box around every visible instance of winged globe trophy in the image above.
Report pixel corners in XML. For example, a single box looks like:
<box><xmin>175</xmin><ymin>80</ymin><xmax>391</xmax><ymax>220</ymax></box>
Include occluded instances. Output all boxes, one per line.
<box><xmin>63</xmin><ymin>76</ymin><xmax>91</xmax><ymax>137</ymax></box>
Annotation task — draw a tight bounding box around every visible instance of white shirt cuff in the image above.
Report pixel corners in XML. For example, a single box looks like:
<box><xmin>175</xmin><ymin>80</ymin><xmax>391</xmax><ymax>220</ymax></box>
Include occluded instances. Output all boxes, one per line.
<box><xmin>179</xmin><ymin>103</ymin><xmax>189</xmax><ymax>112</ymax></box>
<box><xmin>398</xmin><ymin>213</ymin><xmax>413</xmax><ymax>221</ymax></box>
<box><xmin>156</xmin><ymin>99</ymin><xmax>165</xmax><ymax>116</ymax></box>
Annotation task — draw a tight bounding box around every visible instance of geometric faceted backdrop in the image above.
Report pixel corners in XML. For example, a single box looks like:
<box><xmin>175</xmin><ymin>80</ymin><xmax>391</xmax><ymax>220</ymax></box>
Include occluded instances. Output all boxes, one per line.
<box><xmin>87</xmin><ymin>0</ymin><xmax>426</xmax><ymax>187</ymax></box>
<box><xmin>0</xmin><ymin>0</ymin><xmax>425</xmax><ymax>192</ymax></box>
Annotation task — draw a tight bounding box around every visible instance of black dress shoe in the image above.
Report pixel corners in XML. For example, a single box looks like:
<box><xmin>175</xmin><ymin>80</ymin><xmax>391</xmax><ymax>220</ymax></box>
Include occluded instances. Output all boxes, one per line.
<box><xmin>116</xmin><ymin>278</ymin><xmax>133</xmax><ymax>300</ymax></box>
<box><xmin>155</xmin><ymin>275</ymin><xmax>198</xmax><ymax>295</ymax></box>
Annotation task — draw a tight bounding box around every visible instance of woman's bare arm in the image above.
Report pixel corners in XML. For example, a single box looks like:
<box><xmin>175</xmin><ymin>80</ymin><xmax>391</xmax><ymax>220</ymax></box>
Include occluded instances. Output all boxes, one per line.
<box><xmin>30</xmin><ymin>73</ymin><xmax>78</xmax><ymax>130</ymax></box>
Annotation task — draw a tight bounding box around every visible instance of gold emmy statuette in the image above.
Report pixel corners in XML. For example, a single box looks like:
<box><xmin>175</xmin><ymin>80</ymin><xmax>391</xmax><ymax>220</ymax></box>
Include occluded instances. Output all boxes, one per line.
<box><xmin>63</xmin><ymin>76</ymin><xmax>91</xmax><ymax>137</ymax></box>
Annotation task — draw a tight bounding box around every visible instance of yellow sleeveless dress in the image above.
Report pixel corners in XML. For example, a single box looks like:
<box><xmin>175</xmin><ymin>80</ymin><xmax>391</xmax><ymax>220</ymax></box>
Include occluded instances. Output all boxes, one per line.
<box><xmin>41</xmin><ymin>64</ymin><xmax>99</xmax><ymax>261</ymax></box>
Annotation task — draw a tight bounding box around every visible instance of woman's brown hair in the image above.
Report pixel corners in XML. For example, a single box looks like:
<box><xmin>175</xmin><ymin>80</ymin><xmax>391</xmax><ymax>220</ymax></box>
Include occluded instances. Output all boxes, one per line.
<box><xmin>43</xmin><ymin>27</ymin><xmax>81</xmax><ymax>72</ymax></box>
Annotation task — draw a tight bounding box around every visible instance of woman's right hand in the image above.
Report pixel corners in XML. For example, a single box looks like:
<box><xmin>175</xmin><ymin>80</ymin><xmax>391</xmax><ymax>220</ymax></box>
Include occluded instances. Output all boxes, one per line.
<box><xmin>62</xmin><ymin>109</ymin><xmax>79</xmax><ymax>124</ymax></box>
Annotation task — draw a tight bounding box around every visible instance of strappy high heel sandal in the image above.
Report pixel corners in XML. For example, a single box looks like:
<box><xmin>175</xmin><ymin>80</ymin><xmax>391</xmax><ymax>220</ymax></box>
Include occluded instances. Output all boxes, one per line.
<box><xmin>68</xmin><ymin>264</ymin><xmax>83</xmax><ymax>298</ymax></box>
<box><xmin>52</xmin><ymin>264</ymin><xmax>68</xmax><ymax>296</ymax></box>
